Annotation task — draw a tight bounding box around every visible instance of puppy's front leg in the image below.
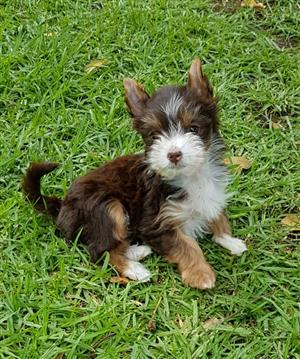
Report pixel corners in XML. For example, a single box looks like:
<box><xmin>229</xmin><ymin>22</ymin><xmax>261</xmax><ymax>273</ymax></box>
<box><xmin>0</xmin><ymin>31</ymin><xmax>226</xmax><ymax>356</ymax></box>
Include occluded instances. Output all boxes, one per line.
<box><xmin>210</xmin><ymin>212</ymin><xmax>247</xmax><ymax>256</ymax></box>
<box><xmin>153</xmin><ymin>229</ymin><xmax>216</xmax><ymax>290</ymax></box>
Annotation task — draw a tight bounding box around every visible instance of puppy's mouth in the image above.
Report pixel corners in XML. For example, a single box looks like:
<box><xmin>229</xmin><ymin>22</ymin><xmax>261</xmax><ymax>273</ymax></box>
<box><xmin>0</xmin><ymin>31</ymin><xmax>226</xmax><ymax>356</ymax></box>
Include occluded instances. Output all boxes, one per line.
<box><xmin>154</xmin><ymin>161</ymin><xmax>191</xmax><ymax>180</ymax></box>
<box><xmin>169</xmin><ymin>162</ymin><xmax>184</xmax><ymax>168</ymax></box>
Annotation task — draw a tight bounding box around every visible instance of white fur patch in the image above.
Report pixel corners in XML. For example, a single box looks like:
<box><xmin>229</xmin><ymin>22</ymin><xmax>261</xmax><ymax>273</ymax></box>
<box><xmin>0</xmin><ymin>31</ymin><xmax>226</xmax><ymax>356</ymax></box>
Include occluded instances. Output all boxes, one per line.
<box><xmin>213</xmin><ymin>234</ymin><xmax>247</xmax><ymax>256</ymax></box>
<box><xmin>149</xmin><ymin>131</ymin><xmax>229</xmax><ymax>238</ymax></box>
<box><xmin>125</xmin><ymin>244</ymin><xmax>152</xmax><ymax>261</ymax></box>
<box><xmin>161</xmin><ymin>93</ymin><xmax>183</xmax><ymax>120</ymax></box>
<box><xmin>148</xmin><ymin>129</ymin><xmax>205</xmax><ymax>180</ymax></box>
<box><xmin>165</xmin><ymin>143</ymin><xmax>229</xmax><ymax>237</ymax></box>
<box><xmin>123</xmin><ymin>261</ymin><xmax>151</xmax><ymax>282</ymax></box>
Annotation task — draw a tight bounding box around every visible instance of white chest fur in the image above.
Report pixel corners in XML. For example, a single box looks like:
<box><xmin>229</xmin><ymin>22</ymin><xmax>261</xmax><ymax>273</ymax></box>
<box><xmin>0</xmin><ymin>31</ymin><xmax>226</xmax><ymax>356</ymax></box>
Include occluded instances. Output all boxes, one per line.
<box><xmin>167</xmin><ymin>160</ymin><xmax>229</xmax><ymax>237</ymax></box>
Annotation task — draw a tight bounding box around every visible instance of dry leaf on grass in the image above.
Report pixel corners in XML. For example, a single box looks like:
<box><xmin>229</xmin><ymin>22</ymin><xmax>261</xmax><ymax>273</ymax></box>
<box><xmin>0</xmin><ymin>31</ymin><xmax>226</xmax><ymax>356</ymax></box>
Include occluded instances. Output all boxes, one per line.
<box><xmin>281</xmin><ymin>214</ymin><xmax>300</xmax><ymax>232</ymax></box>
<box><xmin>147</xmin><ymin>318</ymin><xmax>157</xmax><ymax>332</ymax></box>
<box><xmin>110</xmin><ymin>276</ymin><xmax>129</xmax><ymax>285</ymax></box>
<box><xmin>203</xmin><ymin>317</ymin><xmax>224</xmax><ymax>329</ymax></box>
<box><xmin>224</xmin><ymin>156</ymin><xmax>251</xmax><ymax>171</ymax></box>
<box><xmin>203</xmin><ymin>318</ymin><xmax>252</xmax><ymax>336</ymax></box>
<box><xmin>85</xmin><ymin>59</ymin><xmax>108</xmax><ymax>74</ymax></box>
<box><xmin>271</xmin><ymin>122</ymin><xmax>283</xmax><ymax>129</ymax></box>
<box><xmin>241</xmin><ymin>0</ymin><xmax>266</xmax><ymax>10</ymax></box>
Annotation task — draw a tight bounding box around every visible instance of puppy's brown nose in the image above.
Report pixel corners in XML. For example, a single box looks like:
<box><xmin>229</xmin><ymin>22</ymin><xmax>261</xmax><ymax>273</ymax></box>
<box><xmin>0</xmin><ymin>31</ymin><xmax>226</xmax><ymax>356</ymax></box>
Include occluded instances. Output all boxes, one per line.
<box><xmin>167</xmin><ymin>151</ymin><xmax>183</xmax><ymax>165</ymax></box>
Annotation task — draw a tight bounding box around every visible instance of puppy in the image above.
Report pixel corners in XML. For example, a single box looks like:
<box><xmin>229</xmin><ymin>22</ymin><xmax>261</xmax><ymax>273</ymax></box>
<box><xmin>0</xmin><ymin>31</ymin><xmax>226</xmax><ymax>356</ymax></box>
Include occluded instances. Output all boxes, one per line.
<box><xmin>23</xmin><ymin>59</ymin><xmax>247</xmax><ymax>289</ymax></box>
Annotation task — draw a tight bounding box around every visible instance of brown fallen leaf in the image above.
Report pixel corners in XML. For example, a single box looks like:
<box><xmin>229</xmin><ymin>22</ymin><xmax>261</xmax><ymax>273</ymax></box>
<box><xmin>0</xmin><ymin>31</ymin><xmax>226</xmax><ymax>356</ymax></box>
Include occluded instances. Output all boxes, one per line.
<box><xmin>241</xmin><ymin>0</ymin><xmax>266</xmax><ymax>10</ymax></box>
<box><xmin>224</xmin><ymin>156</ymin><xmax>251</xmax><ymax>171</ymax></box>
<box><xmin>203</xmin><ymin>317</ymin><xmax>224</xmax><ymax>329</ymax></box>
<box><xmin>85</xmin><ymin>59</ymin><xmax>107</xmax><ymax>74</ymax></box>
<box><xmin>147</xmin><ymin>318</ymin><xmax>157</xmax><ymax>332</ymax></box>
<box><xmin>271</xmin><ymin>122</ymin><xmax>283</xmax><ymax>129</ymax></box>
<box><xmin>281</xmin><ymin>214</ymin><xmax>300</xmax><ymax>232</ymax></box>
<box><xmin>110</xmin><ymin>276</ymin><xmax>129</xmax><ymax>285</ymax></box>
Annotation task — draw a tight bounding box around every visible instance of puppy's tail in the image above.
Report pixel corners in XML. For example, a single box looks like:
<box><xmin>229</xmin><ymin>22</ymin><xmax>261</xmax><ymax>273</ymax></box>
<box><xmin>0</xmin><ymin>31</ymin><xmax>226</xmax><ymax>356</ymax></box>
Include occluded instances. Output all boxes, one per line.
<box><xmin>22</xmin><ymin>162</ymin><xmax>62</xmax><ymax>219</ymax></box>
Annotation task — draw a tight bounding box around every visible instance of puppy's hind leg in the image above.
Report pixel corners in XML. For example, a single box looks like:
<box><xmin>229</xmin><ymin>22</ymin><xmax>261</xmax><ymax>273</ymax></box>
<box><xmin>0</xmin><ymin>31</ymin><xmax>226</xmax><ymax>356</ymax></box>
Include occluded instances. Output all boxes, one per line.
<box><xmin>125</xmin><ymin>244</ymin><xmax>152</xmax><ymax>261</ymax></box>
<box><xmin>87</xmin><ymin>200</ymin><xmax>151</xmax><ymax>282</ymax></box>
<box><xmin>110</xmin><ymin>244</ymin><xmax>151</xmax><ymax>282</ymax></box>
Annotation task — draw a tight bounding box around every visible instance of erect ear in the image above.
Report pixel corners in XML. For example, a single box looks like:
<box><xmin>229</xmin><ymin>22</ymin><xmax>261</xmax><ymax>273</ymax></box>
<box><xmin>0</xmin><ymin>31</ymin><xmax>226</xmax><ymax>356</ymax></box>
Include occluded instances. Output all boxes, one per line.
<box><xmin>123</xmin><ymin>78</ymin><xmax>149</xmax><ymax>118</ymax></box>
<box><xmin>188</xmin><ymin>59</ymin><xmax>214</xmax><ymax>99</ymax></box>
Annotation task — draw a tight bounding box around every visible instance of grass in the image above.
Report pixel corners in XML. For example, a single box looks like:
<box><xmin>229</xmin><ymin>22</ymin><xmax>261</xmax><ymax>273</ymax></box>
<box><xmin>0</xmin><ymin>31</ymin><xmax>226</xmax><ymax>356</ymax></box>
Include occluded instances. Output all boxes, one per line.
<box><xmin>0</xmin><ymin>0</ymin><xmax>299</xmax><ymax>358</ymax></box>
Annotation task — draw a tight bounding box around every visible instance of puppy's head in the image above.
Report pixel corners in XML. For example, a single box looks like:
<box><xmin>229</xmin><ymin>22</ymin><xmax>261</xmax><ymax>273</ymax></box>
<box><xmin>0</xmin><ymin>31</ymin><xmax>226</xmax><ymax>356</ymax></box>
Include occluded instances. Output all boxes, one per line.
<box><xmin>124</xmin><ymin>59</ymin><xmax>219</xmax><ymax>180</ymax></box>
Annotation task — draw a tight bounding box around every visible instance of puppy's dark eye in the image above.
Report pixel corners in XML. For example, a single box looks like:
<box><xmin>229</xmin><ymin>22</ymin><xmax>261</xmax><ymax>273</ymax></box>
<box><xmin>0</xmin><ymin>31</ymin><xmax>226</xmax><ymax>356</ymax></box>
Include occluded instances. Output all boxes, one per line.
<box><xmin>151</xmin><ymin>133</ymin><xmax>159</xmax><ymax>140</ymax></box>
<box><xmin>189</xmin><ymin>126</ymin><xmax>199</xmax><ymax>133</ymax></box>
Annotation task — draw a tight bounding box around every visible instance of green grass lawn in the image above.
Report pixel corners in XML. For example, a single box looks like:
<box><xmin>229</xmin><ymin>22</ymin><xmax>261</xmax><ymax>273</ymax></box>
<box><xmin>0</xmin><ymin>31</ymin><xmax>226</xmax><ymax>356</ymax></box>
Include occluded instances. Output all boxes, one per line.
<box><xmin>1</xmin><ymin>0</ymin><xmax>299</xmax><ymax>358</ymax></box>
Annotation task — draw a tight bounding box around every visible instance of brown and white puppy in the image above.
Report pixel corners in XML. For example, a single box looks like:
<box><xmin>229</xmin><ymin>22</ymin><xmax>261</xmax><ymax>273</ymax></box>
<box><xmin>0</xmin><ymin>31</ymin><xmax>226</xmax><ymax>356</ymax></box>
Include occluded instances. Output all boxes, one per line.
<box><xmin>23</xmin><ymin>59</ymin><xmax>247</xmax><ymax>290</ymax></box>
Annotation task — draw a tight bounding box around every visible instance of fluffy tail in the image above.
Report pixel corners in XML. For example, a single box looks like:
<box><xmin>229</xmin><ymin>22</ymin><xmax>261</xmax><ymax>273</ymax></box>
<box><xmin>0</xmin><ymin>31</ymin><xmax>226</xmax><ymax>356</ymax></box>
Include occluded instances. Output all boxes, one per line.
<box><xmin>22</xmin><ymin>162</ymin><xmax>62</xmax><ymax>219</ymax></box>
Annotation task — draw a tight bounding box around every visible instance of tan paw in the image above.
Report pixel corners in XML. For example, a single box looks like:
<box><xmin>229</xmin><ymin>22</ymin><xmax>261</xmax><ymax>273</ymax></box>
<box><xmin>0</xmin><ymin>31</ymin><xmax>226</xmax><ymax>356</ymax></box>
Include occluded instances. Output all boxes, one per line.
<box><xmin>182</xmin><ymin>266</ymin><xmax>216</xmax><ymax>290</ymax></box>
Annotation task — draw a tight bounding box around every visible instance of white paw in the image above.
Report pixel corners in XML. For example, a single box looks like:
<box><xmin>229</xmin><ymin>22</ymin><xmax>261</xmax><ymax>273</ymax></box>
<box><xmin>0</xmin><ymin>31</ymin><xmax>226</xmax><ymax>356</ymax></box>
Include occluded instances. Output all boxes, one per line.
<box><xmin>125</xmin><ymin>244</ymin><xmax>152</xmax><ymax>261</ymax></box>
<box><xmin>123</xmin><ymin>261</ymin><xmax>151</xmax><ymax>282</ymax></box>
<box><xmin>214</xmin><ymin>234</ymin><xmax>247</xmax><ymax>256</ymax></box>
